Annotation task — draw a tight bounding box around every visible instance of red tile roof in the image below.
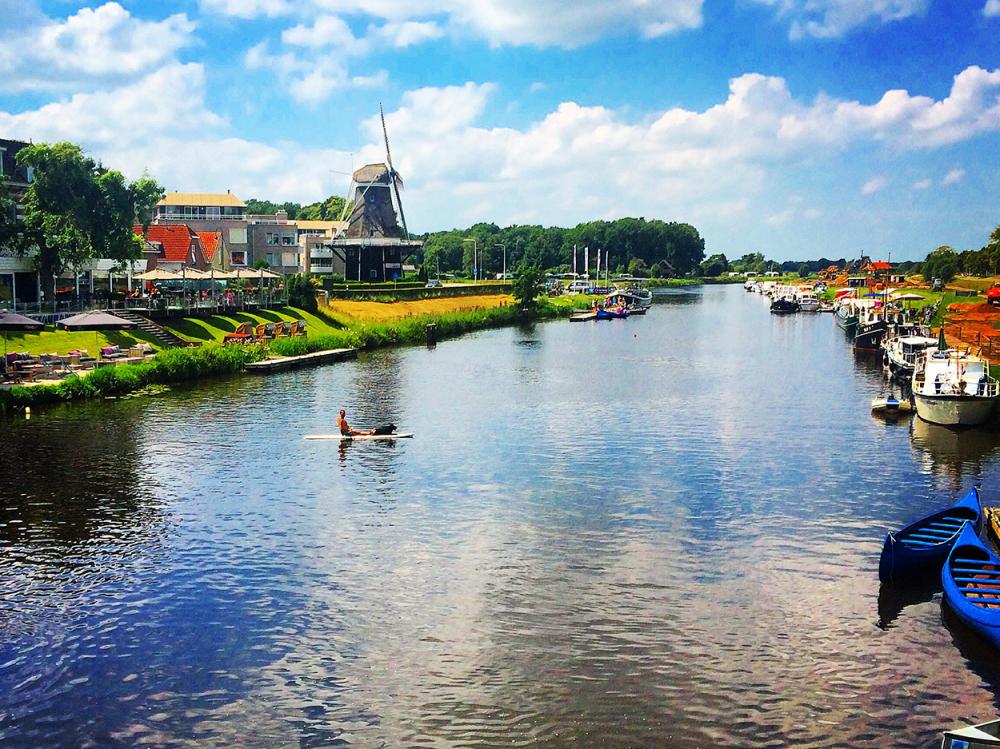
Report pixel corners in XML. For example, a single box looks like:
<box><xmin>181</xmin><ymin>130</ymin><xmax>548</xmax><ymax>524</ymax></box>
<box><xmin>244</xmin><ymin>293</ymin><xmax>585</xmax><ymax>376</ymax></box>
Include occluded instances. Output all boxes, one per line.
<box><xmin>134</xmin><ymin>224</ymin><xmax>197</xmax><ymax>263</ymax></box>
<box><xmin>198</xmin><ymin>231</ymin><xmax>221</xmax><ymax>261</ymax></box>
<box><xmin>865</xmin><ymin>261</ymin><xmax>892</xmax><ymax>270</ymax></box>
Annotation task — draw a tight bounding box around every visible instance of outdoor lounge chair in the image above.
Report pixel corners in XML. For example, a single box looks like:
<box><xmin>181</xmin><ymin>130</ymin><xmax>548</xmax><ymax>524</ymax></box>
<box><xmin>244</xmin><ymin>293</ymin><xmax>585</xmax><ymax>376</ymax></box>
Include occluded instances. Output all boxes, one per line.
<box><xmin>254</xmin><ymin>323</ymin><xmax>268</xmax><ymax>342</ymax></box>
<box><xmin>280</xmin><ymin>321</ymin><xmax>293</xmax><ymax>337</ymax></box>
<box><xmin>263</xmin><ymin>323</ymin><xmax>277</xmax><ymax>339</ymax></box>
<box><xmin>223</xmin><ymin>322</ymin><xmax>255</xmax><ymax>345</ymax></box>
<box><xmin>272</xmin><ymin>322</ymin><xmax>288</xmax><ymax>338</ymax></box>
<box><xmin>288</xmin><ymin>321</ymin><xmax>299</xmax><ymax>336</ymax></box>
<box><xmin>296</xmin><ymin>320</ymin><xmax>307</xmax><ymax>336</ymax></box>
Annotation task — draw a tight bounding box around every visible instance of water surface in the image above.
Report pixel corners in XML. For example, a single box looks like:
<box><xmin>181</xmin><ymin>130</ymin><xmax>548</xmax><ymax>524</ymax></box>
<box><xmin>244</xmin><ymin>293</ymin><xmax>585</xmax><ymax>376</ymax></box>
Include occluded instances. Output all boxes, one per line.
<box><xmin>4</xmin><ymin>285</ymin><xmax>1000</xmax><ymax>747</ymax></box>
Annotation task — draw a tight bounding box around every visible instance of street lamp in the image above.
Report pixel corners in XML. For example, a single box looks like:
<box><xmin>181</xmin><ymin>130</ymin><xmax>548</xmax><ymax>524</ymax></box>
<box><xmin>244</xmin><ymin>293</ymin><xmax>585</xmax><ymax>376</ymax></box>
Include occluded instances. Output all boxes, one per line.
<box><xmin>496</xmin><ymin>243</ymin><xmax>506</xmax><ymax>281</ymax></box>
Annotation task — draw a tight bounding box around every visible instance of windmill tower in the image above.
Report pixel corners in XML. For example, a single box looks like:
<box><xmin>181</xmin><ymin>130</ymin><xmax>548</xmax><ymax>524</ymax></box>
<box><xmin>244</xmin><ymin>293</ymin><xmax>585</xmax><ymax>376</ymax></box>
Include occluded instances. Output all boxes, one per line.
<box><xmin>344</xmin><ymin>104</ymin><xmax>410</xmax><ymax>240</ymax></box>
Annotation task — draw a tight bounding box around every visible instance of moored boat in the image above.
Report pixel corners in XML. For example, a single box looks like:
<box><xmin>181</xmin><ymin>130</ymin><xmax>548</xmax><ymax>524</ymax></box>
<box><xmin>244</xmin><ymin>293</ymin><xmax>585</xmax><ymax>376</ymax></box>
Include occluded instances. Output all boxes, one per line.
<box><xmin>912</xmin><ymin>348</ymin><xmax>1000</xmax><ymax>426</ymax></box>
<box><xmin>595</xmin><ymin>307</ymin><xmax>628</xmax><ymax>320</ymax></box>
<box><xmin>871</xmin><ymin>395</ymin><xmax>912</xmax><ymax>416</ymax></box>
<box><xmin>879</xmin><ymin>487</ymin><xmax>982</xmax><ymax>584</ymax></box>
<box><xmin>798</xmin><ymin>293</ymin><xmax>820</xmax><ymax>312</ymax></box>
<box><xmin>769</xmin><ymin>296</ymin><xmax>799</xmax><ymax>314</ymax></box>
<box><xmin>942</xmin><ymin>521</ymin><xmax>1000</xmax><ymax>650</ymax></box>
<box><xmin>854</xmin><ymin>308</ymin><xmax>888</xmax><ymax>351</ymax></box>
<box><xmin>835</xmin><ymin>301</ymin><xmax>859</xmax><ymax>331</ymax></box>
<box><xmin>882</xmin><ymin>333</ymin><xmax>937</xmax><ymax>378</ymax></box>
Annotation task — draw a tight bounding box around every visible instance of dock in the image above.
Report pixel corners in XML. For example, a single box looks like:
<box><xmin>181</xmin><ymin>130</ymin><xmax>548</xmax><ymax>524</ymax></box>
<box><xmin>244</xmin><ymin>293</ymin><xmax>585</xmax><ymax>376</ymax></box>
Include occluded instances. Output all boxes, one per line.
<box><xmin>245</xmin><ymin>348</ymin><xmax>357</xmax><ymax>373</ymax></box>
<box><xmin>569</xmin><ymin>312</ymin><xmax>598</xmax><ymax>322</ymax></box>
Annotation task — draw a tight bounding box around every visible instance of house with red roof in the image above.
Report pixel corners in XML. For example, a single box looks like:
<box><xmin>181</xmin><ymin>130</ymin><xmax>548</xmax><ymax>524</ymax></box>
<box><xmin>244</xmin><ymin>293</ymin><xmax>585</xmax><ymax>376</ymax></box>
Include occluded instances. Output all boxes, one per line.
<box><xmin>133</xmin><ymin>224</ymin><xmax>210</xmax><ymax>271</ymax></box>
<box><xmin>196</xmin><ymin>231</ymin><xmax>229</xmax><ymax>271</ymax></box>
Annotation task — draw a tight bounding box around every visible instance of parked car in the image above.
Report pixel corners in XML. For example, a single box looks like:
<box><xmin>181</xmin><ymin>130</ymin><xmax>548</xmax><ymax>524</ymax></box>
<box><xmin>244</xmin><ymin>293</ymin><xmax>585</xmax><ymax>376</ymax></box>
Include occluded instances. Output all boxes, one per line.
<box><xmin>425</xmin><ymin>279</ymin><xmax>443</xmax><ymax>288</ymax></box>
<box><xmin>566</xmin><ymin>280</ymin><xmax>592</xmax><ymax>293</ymax></box>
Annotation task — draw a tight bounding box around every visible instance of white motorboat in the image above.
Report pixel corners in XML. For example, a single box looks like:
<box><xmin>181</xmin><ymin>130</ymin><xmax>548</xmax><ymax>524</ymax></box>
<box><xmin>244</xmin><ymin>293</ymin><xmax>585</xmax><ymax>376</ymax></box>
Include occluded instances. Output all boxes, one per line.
<box><xmin>797</xmin><ymin>293</ymin><xmax>820</xmax><ymax>312</ymax></box>
<box><xmin>882</xmin><ymin>333</ymin><xmax>937</xmax><ymax>377</ymax></box>
<box><xmin>912</xmin><ymin>348</ymin><xmax>1000</xmax><ymax>426</ymax></box>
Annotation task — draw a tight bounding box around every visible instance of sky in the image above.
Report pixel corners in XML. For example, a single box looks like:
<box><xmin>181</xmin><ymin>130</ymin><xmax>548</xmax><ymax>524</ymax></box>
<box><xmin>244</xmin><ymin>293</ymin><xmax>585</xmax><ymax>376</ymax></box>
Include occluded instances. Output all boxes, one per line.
<box><xmin>0</xmin><ymin>1</ymin><xmax>998</xmax><ymax>262</ymax></box>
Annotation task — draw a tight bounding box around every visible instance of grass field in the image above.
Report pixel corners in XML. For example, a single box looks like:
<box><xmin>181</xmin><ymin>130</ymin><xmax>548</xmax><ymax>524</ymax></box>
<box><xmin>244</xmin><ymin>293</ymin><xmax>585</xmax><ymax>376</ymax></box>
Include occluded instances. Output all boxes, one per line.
<box><xmin>4</xmin><ymin>327</ymin><xmax>163</xmax><ymax>357</ymax></box>
<box><xmin>160</xmin><ymin>306</ymin><xmax>345</xmax><ymax>344</ymax></box>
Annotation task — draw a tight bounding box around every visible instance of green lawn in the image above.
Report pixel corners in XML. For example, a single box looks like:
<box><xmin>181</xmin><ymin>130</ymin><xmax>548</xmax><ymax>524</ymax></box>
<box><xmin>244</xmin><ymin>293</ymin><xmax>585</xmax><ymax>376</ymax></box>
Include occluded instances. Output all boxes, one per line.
<box><xmin>4</xmin><ymin>327</ymin><xmax>162</xmax><ymax>357</ymax></box>
<box><xmin>160</xmin><ymin>306</ymin><xmax>344</xmax><ymax>344</ymax></box>
<box><xmin>2</xmin><ymin>306</ymin><xmax>340</xmax><ymax>355</ymax></box>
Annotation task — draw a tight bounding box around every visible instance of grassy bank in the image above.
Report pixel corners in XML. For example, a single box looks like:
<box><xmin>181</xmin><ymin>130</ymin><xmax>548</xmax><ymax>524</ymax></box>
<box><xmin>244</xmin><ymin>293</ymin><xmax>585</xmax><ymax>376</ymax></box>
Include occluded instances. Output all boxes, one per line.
<box><xmin>161</xmin><ymin>306</ymin><xmax>345</xmax><ymax>345</ymax></box>
<box><xmin>270</xmin><ymin>297</ymin><xmax>592</xmax><ymax>357</ymax></box>
<box><xmin>646</xmin><ymin>278</ymin><xmax>702</xmax><ymax>288</ymax></box>
<box><xmin>1</xmin><ymin>344</ymin><xmax>266</xmax><ymax>415</ymax></box>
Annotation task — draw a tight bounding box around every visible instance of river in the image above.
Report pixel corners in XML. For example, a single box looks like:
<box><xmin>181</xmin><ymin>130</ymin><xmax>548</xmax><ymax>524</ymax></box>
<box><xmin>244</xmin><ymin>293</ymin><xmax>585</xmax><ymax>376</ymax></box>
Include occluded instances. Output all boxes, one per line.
<box><xmin>4</xmin><ymin>285</ymin><xmax>1000</xmax><ymax>747</ymax></box>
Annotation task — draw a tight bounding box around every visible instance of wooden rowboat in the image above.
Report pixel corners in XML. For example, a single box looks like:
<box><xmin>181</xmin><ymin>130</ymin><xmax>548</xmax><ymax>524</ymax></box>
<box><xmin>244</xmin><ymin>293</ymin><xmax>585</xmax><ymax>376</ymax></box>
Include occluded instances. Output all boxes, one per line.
<box><xmin>942</xmin><ymin>522</ymin><xmax>1000</xmax><ymax>649</ymax></box>
<box><xmin>878</xmin><ymin>487</ymin><xmax>982</xmax><ymax>584</ymax></box>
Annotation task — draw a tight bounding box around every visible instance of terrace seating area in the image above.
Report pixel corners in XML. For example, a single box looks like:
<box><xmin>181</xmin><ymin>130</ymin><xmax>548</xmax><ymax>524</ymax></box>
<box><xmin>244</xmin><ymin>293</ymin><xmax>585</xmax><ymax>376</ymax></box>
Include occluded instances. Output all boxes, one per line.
<box><xmin>2</xmin><ymin>344</ymin><xmax>156</xmax><ymax>384</ymax></box>
<box><xmin>223</xmin><ymin>319</ymin><xmax>308</xmax><ymax>345</ymax></box>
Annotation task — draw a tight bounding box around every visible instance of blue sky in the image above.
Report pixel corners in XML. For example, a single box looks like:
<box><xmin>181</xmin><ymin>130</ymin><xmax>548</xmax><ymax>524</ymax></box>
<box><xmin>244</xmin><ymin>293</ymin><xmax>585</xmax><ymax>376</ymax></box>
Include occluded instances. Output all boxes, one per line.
<box><xmin>1</xmin><ymin>0</ymin><xmax>998</xmax><ymax>261</ymax></box>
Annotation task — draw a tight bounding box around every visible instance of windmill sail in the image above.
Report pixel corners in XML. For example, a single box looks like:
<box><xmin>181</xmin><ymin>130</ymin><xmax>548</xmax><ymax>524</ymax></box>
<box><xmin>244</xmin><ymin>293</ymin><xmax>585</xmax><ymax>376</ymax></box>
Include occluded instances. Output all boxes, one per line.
<box><xmin>381</xmin><ymin>103</ymin><xmax>409</xmax><ymax>240</ymax></box>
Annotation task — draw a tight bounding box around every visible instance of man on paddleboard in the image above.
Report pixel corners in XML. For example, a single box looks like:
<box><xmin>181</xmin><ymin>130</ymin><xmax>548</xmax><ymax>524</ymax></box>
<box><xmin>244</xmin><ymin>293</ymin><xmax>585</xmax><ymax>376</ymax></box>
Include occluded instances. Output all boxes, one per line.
<box><xmin>338</xmin><ymin>409</ymin><xmax>373</xmax><ymax>437</ymax></box>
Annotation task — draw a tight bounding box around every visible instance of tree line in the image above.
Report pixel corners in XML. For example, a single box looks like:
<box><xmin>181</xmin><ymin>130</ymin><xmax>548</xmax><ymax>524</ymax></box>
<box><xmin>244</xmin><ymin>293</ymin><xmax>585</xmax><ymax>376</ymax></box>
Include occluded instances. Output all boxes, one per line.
<box><xmin>417</xmin><ymin>218</ymin><xmax>706</xmax><ymax>278</ymax></box>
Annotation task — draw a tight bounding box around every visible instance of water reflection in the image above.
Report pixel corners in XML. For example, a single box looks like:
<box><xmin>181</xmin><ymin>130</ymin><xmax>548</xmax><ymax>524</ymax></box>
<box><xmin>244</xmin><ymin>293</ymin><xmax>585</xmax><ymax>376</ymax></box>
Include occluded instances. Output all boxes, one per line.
<box><xmin>910</xmin><ymin>416</ymin><xmax>1000</xmax><ymax>490</ymax></box>
<box><xmin>7</xmin><ymin>286</ymin><xmax>1000</xmax><ymax>746</ymax></box>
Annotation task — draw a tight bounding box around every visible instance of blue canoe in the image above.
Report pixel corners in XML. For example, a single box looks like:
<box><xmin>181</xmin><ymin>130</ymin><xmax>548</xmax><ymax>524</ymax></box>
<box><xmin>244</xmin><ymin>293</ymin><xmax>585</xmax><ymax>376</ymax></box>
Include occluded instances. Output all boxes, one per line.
<box><xmin>878</xmin><ymin>487</ymin><xmax>982</xmax><ymax>584</ymax></box>
<box><xmin>942</xmin><ymin>522</ymin><xmax>1000</xmax><ymax>649</ymax></box>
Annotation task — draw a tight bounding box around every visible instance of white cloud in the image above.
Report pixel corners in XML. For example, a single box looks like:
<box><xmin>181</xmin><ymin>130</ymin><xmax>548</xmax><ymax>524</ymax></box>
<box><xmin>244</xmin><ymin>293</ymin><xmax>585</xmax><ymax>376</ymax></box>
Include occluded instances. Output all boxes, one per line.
<box><xmin>374</xmin><ymin>20</ymin><xmax>445</xmax><ymax>47</ymax></box>
<box><xmin>767</xmin><ymin>209</ymin><xmax>794</xmax><ymax>225</ymax></box>
<box><xmin>751</xmin><ymin>0</ymin><xmax>929</xmax><ymax>39</ymax></box>
<box><xmin>912</xmin><ymin>178</ymin><xmax>931</xmax><ymax>190</ymax></box>
<box><xmin>942</xmin><ymin>168</ymin><xmax>965</xmax><ymax>185</ymax></box>
<box><xmin>985</xmin><ymin>0</ymin><xmax>1000</xmax><ymax>16</ymax></box>
<box><xmin>199</xmin><ymin>0</ymin><xmax>703</xmax><ymax>47</ymax></box>
<box><xmin>529</xmin><ymin>82</ymin><xmax>547</xmax><ymax>93</ymax></box>
<box><xmin>200</xmin><ymin>0</ymin><xmax>292</xmax><ymax>18</ymax></box>
<box><xmin>0</xmin><ymin>2</ymin><xmax>195</xmax><ymax>93</ymax></box>
<box><xmin>862</xmin><ymin>176</ymin><xmax>888</xmax><ymax>195</ymax></box>
<box><xmin>2</xmin><ymin>64</ymin><xmax>996</xmax><ymax>241</ymax></box>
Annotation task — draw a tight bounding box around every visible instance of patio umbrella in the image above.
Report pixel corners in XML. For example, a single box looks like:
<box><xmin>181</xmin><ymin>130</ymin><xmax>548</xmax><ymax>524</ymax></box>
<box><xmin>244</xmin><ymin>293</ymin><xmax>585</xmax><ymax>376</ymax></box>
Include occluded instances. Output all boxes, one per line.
<box><xmin>58</xmin><ymin>311</ymin><xmax>137</xmax><ymax>359</ymax></box>
<box><xmin>134</xmin><ymin>268</ymin><xmax>183</xmax><ymax>281</ymax></box>
<box><xmin>892</xmin><ymin>293</ymin><xmax>925</xmax><ymax>301</ymax></box>
<box><xmin>0</xmin><ymin>311</ymin><xmax>42</xmax><ymax>357</ymax></box>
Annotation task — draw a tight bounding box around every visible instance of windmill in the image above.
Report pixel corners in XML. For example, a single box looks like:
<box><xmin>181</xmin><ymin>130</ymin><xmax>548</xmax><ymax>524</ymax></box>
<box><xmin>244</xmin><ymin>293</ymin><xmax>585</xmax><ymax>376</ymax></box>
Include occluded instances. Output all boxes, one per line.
<box><xmin>343</xmin><ymin>103</ymin><xmax>410</xmax><ymax>241</ymax></box>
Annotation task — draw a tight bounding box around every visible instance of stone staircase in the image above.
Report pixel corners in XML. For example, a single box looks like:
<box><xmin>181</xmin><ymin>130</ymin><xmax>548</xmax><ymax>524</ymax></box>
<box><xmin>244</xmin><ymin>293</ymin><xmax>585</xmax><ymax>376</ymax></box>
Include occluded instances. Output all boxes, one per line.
<box><xmin>116</xmin><ymin>310</ymin><xmax>190</xmax><ymax>349</ymax></box>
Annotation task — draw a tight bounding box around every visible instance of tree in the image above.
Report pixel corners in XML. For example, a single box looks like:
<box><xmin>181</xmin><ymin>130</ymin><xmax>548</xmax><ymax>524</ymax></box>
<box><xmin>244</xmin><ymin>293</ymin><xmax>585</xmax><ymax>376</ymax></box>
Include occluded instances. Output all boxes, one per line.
<box><xmin>922</xmin><ymin>245</ymin><xmax>958</xmax><ymax>284</ymax></box>
<box><xmin>699</xmin><ymin>253</ymin><xmax>729</xmax><ymax>277</ymax></box>
<box><xmin>252</xmin><ymin>258</ymin><xmax>270</xmax><ymax>270</ymax></box>
<box><xmin>512</xmin><ymin>262</ymin><xmax>543</xmax><ymax>310</ymax></box>
<box><xmin>7</xmin><ymin>142</ymin><xmax>156</xmax><ymax>302</ymax></box>
<box><xmin>285</xmin><ymin>273</ymin><xmax>317</xmax><ymax>311</ymax></box>
<box><xmin>131</xmin><ymin>173</ymin><xmax>164</xmax><ymax>231</ymax></box>
<box><xmin>797</xmin><ymin>263</ymin><xmax>811</xmax><ymax>278</ymax></box>
<box><xmin>628</xmin><ymin>257</ymin><xmax>649</xmax><ymax>277</ymax></box>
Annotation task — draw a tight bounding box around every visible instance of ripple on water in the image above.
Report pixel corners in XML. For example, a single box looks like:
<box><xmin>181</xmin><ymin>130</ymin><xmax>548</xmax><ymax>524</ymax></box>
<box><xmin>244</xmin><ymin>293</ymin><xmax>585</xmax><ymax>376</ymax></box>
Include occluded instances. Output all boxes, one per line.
<box><xmin>4</xmin><ymin>287</ymin><xmax>1000</xmax><ymax>747</ymax></box>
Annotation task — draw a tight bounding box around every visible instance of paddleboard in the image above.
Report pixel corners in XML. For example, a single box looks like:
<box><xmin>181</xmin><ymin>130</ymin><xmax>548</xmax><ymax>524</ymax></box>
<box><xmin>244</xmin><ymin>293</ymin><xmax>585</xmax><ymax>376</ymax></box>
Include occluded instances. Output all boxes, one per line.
<box><xmin>304</xmin><ymin>433</ymin><xmax>414</xmax><ymax>441</ymax></box>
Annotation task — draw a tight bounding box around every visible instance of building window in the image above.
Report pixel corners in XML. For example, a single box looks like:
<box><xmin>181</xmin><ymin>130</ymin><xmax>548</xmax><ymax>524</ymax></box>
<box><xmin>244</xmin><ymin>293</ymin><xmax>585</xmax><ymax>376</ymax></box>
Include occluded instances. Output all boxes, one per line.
<box><xmin>229</xmin><ymin>227</ymin><xmax>247</xmax><ymax>244</ymax></box>
<box><xmin>207</xmin><ymin>207</ymin><xmax>220</xmax><ymax>219</ymax></box>
<box><xmin>266</xmin><ymin>232</ymin><xmax>279</xmax><ymax>245</ymax></box>
<box><xmin>281</xmin><ymin>235</ymin><xmax>295</xmax><ymax>246</ymax></box>
<box><xmin>266</xmin><ymin>253</ymin><xmax>276</xmax><ymax>266</ymax></box>
<box><xmin>231</xmin><ymin>251</ymin><xmax>247</xmax><ymax>266</ymax></box>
